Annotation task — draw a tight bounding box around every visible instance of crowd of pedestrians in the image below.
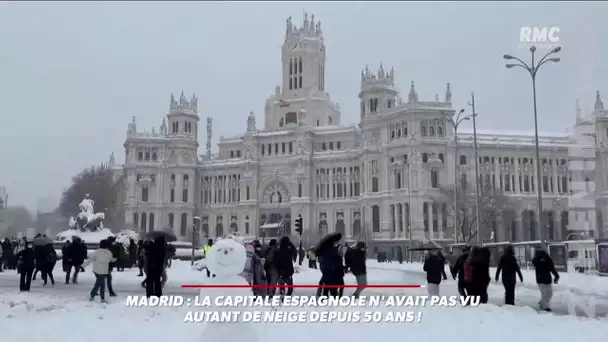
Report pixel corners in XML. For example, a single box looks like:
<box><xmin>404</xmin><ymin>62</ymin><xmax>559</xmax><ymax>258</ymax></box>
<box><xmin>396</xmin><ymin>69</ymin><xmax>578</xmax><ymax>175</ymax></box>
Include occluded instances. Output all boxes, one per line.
<box><xmin>423</xmin><ymin>244</ymin><xmax>560</xmax><ymax>311</ymax></box>
<box><xmin>2</xmin><ymin>231</ymin><xmax>562</xmax><ymax>312</ymax></box>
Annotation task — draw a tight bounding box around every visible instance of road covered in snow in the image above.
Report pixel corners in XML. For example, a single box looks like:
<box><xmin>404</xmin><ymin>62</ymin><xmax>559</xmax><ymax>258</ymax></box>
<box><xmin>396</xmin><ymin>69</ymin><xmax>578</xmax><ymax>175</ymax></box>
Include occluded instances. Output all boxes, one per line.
<box><xmin>0</xmin><ymin>260</ymin><xmax>606</xmax><ymax>342</ymax></box>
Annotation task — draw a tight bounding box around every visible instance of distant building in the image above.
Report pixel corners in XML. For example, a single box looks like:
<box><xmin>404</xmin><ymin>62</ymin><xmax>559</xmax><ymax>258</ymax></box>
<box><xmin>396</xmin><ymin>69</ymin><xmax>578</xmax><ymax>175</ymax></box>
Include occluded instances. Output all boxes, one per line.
<box><xmin>116</xmin><ymin>14</ymin><xmax>608</xmax><ymax>256</ymax></box>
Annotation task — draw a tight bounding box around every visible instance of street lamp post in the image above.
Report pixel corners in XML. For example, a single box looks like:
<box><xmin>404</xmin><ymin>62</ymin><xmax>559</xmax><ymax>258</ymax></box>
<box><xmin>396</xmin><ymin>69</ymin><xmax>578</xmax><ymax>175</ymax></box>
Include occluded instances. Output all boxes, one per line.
<box><xmin>404</xmin><ymin>143</ymin><xmax>420</xmax><ymax>262</ymax></box>
<box><xmin>191</xmin><ymin>216</ymin><xmax>201</xmax><ymax>266</ymax></box>
<box><xmin>504</xmin><ymin>45</ymin><xmax>561</xmax><ymax>243</ymax></box>
<box><xmin>468</xmin><ymin>93</ymin><xmax>482</xmax><ymax>244</ymax></box>
<box><xmin>446</xmin><ymin>109</ymin><xmax>469</xmax><ymax>242</ymax></box>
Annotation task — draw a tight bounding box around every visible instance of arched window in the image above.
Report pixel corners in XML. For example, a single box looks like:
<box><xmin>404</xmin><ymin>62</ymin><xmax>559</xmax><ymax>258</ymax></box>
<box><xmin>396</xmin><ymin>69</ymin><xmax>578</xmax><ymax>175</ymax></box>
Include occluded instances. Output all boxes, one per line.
<box><xmin>168</xmin><ymin>213</ymin><xmax>174</xmax><ymax>228</ymax></box>
<box><xmin>141</xmin><ymin>212</ymin><xmax>147</xmax><ymax>231</ymax></box>
<box><xmin>180</xmin><ymin>213</ymin><xmax>188</xmax><ymax>237</ymax></box>
<box><xmin>149</xmin><ymin>213</ymin><xmax>155</xmax><ymax>231</ymax></box>
<box><xmin>285</xmin><ymin>112</ymin><xmax>298</xmax><ymax>125</ymax></box>
<box><xmin>372</xmin><ymin>205</ymin><xmax>380</xmax><ymax>232</ymax></box>
<box><xmin>270</xmin><ymin>191</ymin><xmax>282</xmax><ymax>203</ymax></box>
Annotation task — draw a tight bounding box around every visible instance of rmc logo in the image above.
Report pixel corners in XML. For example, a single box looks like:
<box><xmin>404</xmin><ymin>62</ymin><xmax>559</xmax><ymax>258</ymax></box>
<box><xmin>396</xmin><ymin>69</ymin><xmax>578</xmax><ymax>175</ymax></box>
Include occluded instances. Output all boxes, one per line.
<box><xmin>519</xmin><ymin>26</ymin><xmax>561</xmax><ymax>49</ymax></box>
<box><xmin>567</xmin><ymin>293</ymin><xmax>597</xmax><ymax>318</ymax></box>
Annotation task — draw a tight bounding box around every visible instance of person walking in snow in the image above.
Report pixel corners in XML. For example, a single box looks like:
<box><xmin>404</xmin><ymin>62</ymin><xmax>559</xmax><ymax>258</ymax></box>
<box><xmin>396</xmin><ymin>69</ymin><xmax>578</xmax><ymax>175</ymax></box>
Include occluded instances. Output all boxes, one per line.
<box><xmin>145</xmin><ymin>236</ymin><xmax>166</xmax><ymax>297</ymax></box>
<box><xmin>136</xmin><ymin>240</ymin><xmax>145</xmax><ymax>276</ymax></box>
<box><xmin>467</xmin><ymin>247</ymin><xmax>491</xmax><ymax>303</ymax></box>
<box><xmin>451</xmin><ymin>246</ymin><xmax>470</xmax><ymax>297</ymax></box>
<box><xmin>423</xmin><ymin>249</ymin><xmax>447</xmax><ymax>296</ymax></box>
<box><xmin>68</xmin><ymin>237</ymin><xmax>87</xmax><ymax>284</ymax></box>
<box><xmin>272</xmin><ymin>236</ymin><xmax>297</xmax><ymax>297</ymax></box>
<box><xmin>105</xmin><ymin>237</ymin><xmax>119</xmax><ymax>296</ymax></box>
<box><xmin>62</xmin><ymin>241</ymin><xmax>72</xmax><ymax>284</ymax></box>
<box><xmin>15</xmin><ymin>239</ymin><xmax>35</xmax><ymax>291</ymax></box>
<box><xmin>317</xmin><ymin>237</ymin><xmax>345</xmax><ymax>298</ymax></box>
<box><xmin>87</xmin><ymin>239</ymin><xmax>116</xmax><ymax>303</ymax></box>
<box><xmin>495</xmin><ymin>245</ymin><xmax>523</xmax><ymax>305</ymax></box>
<box><xmin>41</xmin><ymin>244</ymin><xmax>57</xmax><ymax>286</ymax></box>
<box><xmin>345</xmin><ymin>241</ymin><xmax>367</xmax><ymax>298</ymax></box>
<box><xmin>532</xmin><ymin>248</ymin><xmax>559</xmax><ymax>311</ymax></box>
<box><xmin>203</xmin><ymin>239</ymin><xmax>215</xmax><ymax>278</ymax></box>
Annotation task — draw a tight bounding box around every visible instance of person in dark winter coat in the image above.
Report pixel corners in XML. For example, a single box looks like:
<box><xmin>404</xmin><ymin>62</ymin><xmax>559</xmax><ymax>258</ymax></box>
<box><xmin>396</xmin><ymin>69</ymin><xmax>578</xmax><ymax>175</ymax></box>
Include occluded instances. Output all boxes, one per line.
<box><xmin>468</xmin><ymin>247</ymin><xmax>491</xmax><ymax>303</ymax></box>
<box><xmin>15</xmin><ymin>240</ymin><xmax>35</xmax><ymax>291</ymax></box>
<box><xmin>137</xmin><ymin>240</ymin><xmax>145</xmax><ymax>276</ymax></box>
<box><xmin>318</xmin><ymin>241</ymin><xmax>344</xmax><ymax>297</ymax></box>
<box><xmin>67</xmin><ymin>238</ymin><xmax>87</xmax><ymax>284</ymax></box>
<box><xmin>105</xmin><ymin>237</ymin><xmax>119</xmax><ymax>296</ymax></box>
<box><xmin>495</xmin><ymin>245</ymin><xmax>523</xmax><ymax>305</ymax></box>
<box><xmin>61</xmin><ymin>241</ymin><xmax>72</xmax><ymax>283</ymax></box>
<box><xmin>145</xmin><ymin>236</ymin><xmax>166</xmax><ymax>297</ymax></box>
<box><xmin>532</xmin><ymin>249</ymin><xmax>559</xmax><ymax>311</ymax></box>
<box><xmin>41</xmin><ymin>244</ymin><xmax>57</xmax><ymax>285</ymax></box>
<box><xmin>272</xmin><ymin>236</ymin><xmax>297</xmax><ymax>296</ymax></box>
<box><xmin>345</xmin><ymin>241</ymin><xmax>367</xmax><ymax>298</ymax></box>
<box><xmin>129</xmin><ymin>239</ymin><xmax>138</xmax><ymax>268</ymax></box>
<box><xmin>423</xmin><ymin>250</ymin><xmax>448</xmax><ymax>296</ymax></box>
<box><xmin>264</xmin><ymin>239</ymin><xmax>279</xmax><ymax>290</ymax></box>
<box><xmin>451</xmin><ymin>246</ymin><xmax>470</xmax><ymax>297</ymax></box>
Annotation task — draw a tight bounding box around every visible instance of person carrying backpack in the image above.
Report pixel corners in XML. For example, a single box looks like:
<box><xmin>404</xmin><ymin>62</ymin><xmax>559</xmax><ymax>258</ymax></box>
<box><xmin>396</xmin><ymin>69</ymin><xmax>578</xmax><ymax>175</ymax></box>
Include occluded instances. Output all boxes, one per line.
<box><xmin>450</xmin><ymin>246</ymin><xmax>470</xmax><ymax>297</ymax></box>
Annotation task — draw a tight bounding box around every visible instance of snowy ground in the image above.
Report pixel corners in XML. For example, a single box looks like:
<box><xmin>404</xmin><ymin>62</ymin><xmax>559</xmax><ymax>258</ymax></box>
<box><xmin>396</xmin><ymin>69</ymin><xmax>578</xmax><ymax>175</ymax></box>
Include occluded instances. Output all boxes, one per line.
<box><xmin>0</xmin><ymin>261</ymin><xmax>606</xmax><ymax>342</ymax></box>
<box><xmin>366</xmin><ymin>260</ymin><xmax>608</xmax><ymax>317</ymax></box>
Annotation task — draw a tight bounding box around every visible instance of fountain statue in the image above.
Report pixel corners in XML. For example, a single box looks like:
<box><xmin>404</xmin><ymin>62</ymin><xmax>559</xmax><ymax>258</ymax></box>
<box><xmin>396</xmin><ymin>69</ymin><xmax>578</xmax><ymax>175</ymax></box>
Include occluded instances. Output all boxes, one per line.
<box><xmin>68</xmin><ymin>193</ymin><xmax>105</xmax><ymax>232</ymax></box>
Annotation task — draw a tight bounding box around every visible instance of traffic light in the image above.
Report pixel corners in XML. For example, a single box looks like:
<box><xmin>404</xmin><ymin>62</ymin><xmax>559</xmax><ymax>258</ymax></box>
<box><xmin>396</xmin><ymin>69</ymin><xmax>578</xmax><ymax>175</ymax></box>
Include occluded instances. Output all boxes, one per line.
<box><xmin>294</xmin><ymin>214</ymin><xmax>303</xmax><ymax>235</ymax></box>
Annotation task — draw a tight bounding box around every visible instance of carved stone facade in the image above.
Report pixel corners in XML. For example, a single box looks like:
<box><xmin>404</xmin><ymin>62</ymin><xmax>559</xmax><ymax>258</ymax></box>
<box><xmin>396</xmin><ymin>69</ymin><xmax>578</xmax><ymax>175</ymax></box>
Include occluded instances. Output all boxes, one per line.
<box><xmin>119</xmin><ymin>14</ymin><xmax>608</xmax><ymax>254</ymax></box>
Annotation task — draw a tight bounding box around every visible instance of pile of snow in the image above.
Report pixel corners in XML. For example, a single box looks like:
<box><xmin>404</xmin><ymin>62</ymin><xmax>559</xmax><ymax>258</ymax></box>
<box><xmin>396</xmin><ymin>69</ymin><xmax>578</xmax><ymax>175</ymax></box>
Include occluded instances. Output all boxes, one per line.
<box><xmin>115</xmin><ymin>229</ymin><xmax>139</xmax><ymax>245</ymax></box>
<box><xmin>55</xmin><ymin>228</ymin><xmax>114</xmax><ymax>243</ymax></box>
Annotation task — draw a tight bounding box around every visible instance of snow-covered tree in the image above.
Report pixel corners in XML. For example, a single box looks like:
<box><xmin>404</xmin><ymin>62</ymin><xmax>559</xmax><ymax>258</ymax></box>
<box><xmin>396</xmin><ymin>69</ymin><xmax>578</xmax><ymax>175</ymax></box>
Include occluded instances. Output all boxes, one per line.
<box><xmin>60</xmin><ymin>164</ymin><xmax>117</xmax><ymax>228</ymax></box>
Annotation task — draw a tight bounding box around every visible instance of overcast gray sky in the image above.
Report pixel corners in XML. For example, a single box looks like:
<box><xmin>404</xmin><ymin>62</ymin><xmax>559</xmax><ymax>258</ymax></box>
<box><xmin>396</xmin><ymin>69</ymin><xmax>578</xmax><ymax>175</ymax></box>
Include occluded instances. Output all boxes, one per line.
<box><xmin>0</xmin><ymin>1</ymin><xmax>606</xmax><ymax>211</ymax></box>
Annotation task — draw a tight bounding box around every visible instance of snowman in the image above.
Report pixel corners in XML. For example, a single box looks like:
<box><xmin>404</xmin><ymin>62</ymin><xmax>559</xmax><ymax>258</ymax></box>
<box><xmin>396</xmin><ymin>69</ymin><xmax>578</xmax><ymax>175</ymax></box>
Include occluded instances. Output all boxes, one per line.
<box><xmin>200</xmin><ymin>238</ymin><xmax>259</xmax><ymax>342</ymax></box>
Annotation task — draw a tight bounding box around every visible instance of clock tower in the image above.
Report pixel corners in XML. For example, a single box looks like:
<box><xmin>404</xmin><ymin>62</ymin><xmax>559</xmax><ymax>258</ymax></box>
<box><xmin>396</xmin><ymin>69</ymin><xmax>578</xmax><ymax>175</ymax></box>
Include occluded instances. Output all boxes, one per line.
<box><xmin>264</xmin><ymin>13</ymin><xmax>340</xmax><ymax>129</ymax></box>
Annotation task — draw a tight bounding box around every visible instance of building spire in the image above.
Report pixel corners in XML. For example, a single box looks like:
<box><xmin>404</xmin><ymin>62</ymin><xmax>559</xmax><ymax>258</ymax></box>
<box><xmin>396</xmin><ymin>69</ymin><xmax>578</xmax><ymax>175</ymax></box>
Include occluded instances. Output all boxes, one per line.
<box><xmin>408</xmin><ymin>81</ymin><xmax>418</xmax><ymax>103</ymax></box>
<box><xmin>595</xmin><ymin>91</ymin><xmax>604</xmax><ymax>111</ymax></box>
<box><xmin>445</xmin><ymin>82</ymin><xmax>452</xmax><ymax>103</ymax></box>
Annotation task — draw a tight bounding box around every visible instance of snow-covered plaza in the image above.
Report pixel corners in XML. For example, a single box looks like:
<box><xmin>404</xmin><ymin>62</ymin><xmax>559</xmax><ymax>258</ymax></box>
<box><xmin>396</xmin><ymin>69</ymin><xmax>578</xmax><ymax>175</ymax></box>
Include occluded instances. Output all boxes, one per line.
<box><xmin>0</xmin><ymin>261</ymin><xmax>606</xmax><ymax>342</ymax></box>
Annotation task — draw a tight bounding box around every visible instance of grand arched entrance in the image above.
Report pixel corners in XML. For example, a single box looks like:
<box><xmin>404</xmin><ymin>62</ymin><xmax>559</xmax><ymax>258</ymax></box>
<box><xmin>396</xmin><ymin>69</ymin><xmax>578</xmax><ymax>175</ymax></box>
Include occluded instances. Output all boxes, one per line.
<box><xmin>259</xmin><ymin>179</ymin><xmax>291</xmax><ymax>239</ymax></box>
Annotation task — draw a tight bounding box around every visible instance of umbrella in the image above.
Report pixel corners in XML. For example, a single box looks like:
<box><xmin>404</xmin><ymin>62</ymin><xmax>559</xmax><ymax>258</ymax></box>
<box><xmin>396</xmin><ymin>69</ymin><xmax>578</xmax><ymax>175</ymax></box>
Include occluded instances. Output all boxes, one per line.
<box><xmin>315</xmin><ymin>232</ymin><xmax>342</xmax><ymax>254</ymax></box>
<box><xmin>32</xmin><ymin>236</ymin><xmax>52</xmax><ymax>246</ymax></box>
<box><xmin>409</xmin><ymin>240</ymin><xmax>442</xmax><ymax>251</ymax></box>
<box><xmin>147</xmin><ymin>230</ymin><xmax>177</xmax><ymax>242</ymax></box>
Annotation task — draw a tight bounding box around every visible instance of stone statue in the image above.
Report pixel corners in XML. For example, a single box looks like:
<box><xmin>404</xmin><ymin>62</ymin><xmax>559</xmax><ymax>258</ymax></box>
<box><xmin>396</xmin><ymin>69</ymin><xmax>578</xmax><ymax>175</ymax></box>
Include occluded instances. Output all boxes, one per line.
<box><xmin>69</xmin><ymin>193</ymin><xmax>105</xmax><ymax>232</ymax></box>
<box><xmin>245</xmin><ymin>146</ymin><xmax>253</xmax><ymax>160</ymax></box>
<box><xmin>297</xmin><ymin>140</ymin><xmax>306</xmax><ymax>155</ymax></box>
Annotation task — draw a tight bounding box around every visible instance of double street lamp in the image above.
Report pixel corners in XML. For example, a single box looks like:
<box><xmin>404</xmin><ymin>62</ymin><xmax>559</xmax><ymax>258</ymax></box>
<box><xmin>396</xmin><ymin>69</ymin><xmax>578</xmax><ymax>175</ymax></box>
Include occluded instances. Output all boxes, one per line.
<box><xmin>446</xmin><ymin>108</ymin><xmax>470</xmax><ymax>242</ymax></box>
<box><xmin>503</xmin><ymin>45</ymin><xmax>561</xmax><ymax>243</ymax></box>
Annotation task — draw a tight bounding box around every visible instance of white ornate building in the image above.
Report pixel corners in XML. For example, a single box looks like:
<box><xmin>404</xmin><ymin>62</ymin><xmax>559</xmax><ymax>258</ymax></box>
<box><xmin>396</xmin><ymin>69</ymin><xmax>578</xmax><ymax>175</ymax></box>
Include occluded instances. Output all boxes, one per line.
<box><xmin>119</xmin><ymin>14</ymin><xmax>608</xmax><ymax>255</ymax></box>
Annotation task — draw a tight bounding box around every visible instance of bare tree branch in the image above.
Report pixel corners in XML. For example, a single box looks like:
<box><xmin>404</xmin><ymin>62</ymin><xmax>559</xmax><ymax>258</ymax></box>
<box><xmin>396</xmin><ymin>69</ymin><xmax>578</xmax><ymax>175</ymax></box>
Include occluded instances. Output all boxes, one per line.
<box><xmin>433</xmin><ymin>182</ymin><xmax>512</xmax><ymax>243</ymax></box>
